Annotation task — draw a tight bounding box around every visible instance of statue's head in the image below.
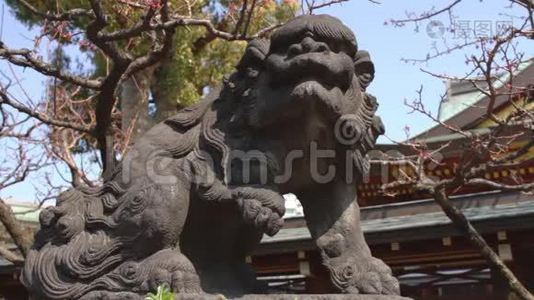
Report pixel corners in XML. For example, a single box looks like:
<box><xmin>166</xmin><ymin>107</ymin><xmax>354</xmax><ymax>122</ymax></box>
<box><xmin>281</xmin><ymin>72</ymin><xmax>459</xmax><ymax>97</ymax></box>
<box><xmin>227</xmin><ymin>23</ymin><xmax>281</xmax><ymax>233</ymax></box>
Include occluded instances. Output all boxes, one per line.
<box><xmin>231</xmin><ymin>14</ymin><xmax>376</xmax><ymax>129</ymax></box>
<box><xmin>267</xmin><ymin>14</ymin><xmax>359</xmax><ymax>93</ymax></box>
<box><xmin>180</xmin><ymin>15</ymin><xmax>383</xmax><ymax>183</ymax></box>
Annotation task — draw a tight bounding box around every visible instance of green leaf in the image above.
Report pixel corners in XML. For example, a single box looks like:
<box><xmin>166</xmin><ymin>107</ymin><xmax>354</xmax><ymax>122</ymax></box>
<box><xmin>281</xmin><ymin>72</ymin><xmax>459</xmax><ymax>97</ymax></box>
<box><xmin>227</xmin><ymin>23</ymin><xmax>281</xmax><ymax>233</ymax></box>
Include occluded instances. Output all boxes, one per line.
<box><xmin>145</xmin><ymin>284</ymin><xmax>176</xmax><ymax>300</ymax></box>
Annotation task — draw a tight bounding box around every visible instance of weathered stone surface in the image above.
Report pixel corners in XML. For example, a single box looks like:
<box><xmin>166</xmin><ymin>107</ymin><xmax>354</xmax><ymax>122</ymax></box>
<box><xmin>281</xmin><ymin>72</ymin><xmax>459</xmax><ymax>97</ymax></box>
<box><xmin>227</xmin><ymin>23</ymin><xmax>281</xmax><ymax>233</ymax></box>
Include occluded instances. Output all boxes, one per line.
<box><xmin>179</xmin><ymin>295</ymin><xmax>412</xmax><ymax>300</ymax></box>
<box><xmin>239</xmin><ymin>295</ymin><xmax>411</xmax><ymax>300</ymax></box>
<box><xmin>181</xmin><ymin>295</ymin><xmax>411</xmax><ymax>300</ymax></box>
<box><xmin>22</xmin><ymin>14</ymin><xmax>399</xmax><ymax>299</ymax></box>
<box><xmin>78</xmin><ymin>293</ymin><xmax>412</xmax><ymax>300</ymax></box>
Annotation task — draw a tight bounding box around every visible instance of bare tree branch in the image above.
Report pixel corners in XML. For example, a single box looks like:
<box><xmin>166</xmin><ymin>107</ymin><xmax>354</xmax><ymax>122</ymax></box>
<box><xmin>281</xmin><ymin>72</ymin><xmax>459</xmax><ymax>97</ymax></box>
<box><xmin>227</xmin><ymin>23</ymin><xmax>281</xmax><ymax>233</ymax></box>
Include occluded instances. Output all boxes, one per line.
<box><xmin>100</xmin><ymin>14</ymin><xmax>279</xmax><ymax>42</ymax></box>
<box><xmin>466</xmin><ymin>178</ymin><xmax>534</xmax><ymax>191</ymax></box>
<box><xmin>390</xmin><ymin>0</ymin><xmax>462</xmax><ymax>25</ymax></box>
<box><xmin>122</xmin><ymin>0</ymin><xmax>175</xmax><ymax>80</ymax></box>
<box><xmin>0</xmin><ymin>89</ymin><xmax>93</xmax><ymax>133</ymax></box>
<box><xmin>433</xmin><ymin>187</ymin><xmax>534</xmax><ymax>300</ymax></box>
<box><xmin>0</xmin><ymin>244</ymin><xmax>23</xmax><ymax>263</ymax></box>
<box><xmin>16</xmin><ymin>0</ymin><xmax>95</xmax><ymax>21</ymax></box>
<box><xmin>307</xmin><ymin>0</ymin><xmax>350</xmax><ymax>14</ymax></box>
<box><xmin>233</xmin><ymin>0</ymin><xmax>249</xmax><ymax>36</ymax></box>
<box><xmin>242</xmin><ymin>0</ymin><xmax>257</xmax><ymax>37</ymax></box>
<box><xmin>0</xmin><ymin>199</ymin><xmax>32</xmax><ymax>257</ymax></box>
<box><xmin>0</xmin><ymin>43</ymin><xmax>102</xmax><ymax>90</ymax></box>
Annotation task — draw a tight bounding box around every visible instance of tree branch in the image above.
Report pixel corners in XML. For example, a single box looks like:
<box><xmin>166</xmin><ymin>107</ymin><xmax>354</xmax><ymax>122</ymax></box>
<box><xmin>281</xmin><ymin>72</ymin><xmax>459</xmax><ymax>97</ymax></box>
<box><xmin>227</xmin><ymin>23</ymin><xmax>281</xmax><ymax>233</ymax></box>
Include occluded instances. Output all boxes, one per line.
<box><xmin>433</xmin><ymin>187</ymin><xmax>534</xmax><ymax>300</ymax></box>
<box><xmin>242</xmin><ymin>0</ymin><xmax>257</xmax><ymax>37</ymax></box>
<box><xmin>122</xmin><ymin>0</ymin><xmax>175</xmax><ymax>80</ymax></box>
<box><xmin>100</xmin><ymin>14</ymin><xmax>277</xmax><ymax>42</ymax></box>
<box><xmin>390</xmin><ymin>0</ymin><xmax>462</xmax><ymax>25</ymax></box>
<box><xmin>86</xmin><ymin>0</ymin><xmax>132</xmax><ymax>176</ymax></box>
<box><xmin>233</xmin><ymin>0</ymin><xmax>249</xmax><ymax>36</ymax></box>
<box><xmin>0</xmin><ymin>199</ymin><xmax>32</xmax><ymax>257</ymax></box>
<box><xmin>86</xmin><ymin>0</ymin><xmax>130</xmax><ymax>64</ymax></box>
<box><xmin>0</xmin><ymin>90</ymin><xmax>93</xmax><ymax>133</ymax></box>
<box><xmin>0</xmin><ymin>245</ymin><xmax>24</xmax><ymax>263</ymax></box>
<box><xmin>0</xmin><ymin>43</ymin><xmax>102</xmax><ymax>90</ymax></box>
<box><xmin>466</xmin><ymin>178</ymin><xmax>534</xmax><ymax>191</ymax></box>
<box><xmin>307</xmin><ymin>0</ymin><xmax>350</xmax><ymax>14</ymax></box>
<box><xmin>16</xmin><ymin>0</ymin><xmax>95</xmax><ymax>21</ymax></box>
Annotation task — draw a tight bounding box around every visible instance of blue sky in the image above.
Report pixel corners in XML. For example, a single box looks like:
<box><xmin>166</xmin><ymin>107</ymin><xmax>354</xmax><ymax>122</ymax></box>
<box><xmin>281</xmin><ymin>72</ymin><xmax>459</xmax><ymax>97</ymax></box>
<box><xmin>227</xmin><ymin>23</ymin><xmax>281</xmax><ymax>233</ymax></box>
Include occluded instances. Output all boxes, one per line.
<box><xmin>321</xmin><ymin>0</ymin><xmax>533</xmax><ymax>140</ymax></box>
<box><xmin>1</xmin><ymin>0</ymin><xmax>532</xmax><ymax>201</ymax></box>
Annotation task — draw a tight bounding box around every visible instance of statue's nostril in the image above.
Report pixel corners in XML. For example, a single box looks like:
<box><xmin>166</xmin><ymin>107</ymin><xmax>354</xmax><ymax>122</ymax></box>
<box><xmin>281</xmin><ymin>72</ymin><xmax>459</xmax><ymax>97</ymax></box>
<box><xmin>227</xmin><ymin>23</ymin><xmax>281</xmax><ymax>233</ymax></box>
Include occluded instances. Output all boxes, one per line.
<box><xmin>317</xmin><ymin>43</ymin><xmax>329</xmax><ymax>53</ymax></box>
<box><xmin>288</xmin><ymin>44</ymin><xmax>302</xmax><ymax>57</ymax></box>
<box><xmin>301</xmin><ymin>37</ymin><xmax>330</xmax><ymax>54</ymax></box>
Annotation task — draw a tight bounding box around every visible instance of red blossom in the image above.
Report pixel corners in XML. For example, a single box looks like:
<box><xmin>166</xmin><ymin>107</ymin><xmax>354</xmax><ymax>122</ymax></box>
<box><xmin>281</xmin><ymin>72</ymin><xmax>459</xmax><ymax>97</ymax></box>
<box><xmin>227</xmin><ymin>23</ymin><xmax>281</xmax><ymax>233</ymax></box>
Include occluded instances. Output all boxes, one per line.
<box><xmin>144</xmin><ymin>0</ymin><xmax>162</xmax><ymax>9</ymax></box>
<box><xmin>78</xmin><ymin>39</ymin><xmax>96</xmax><ymax>51</ymax></box>
<box><xmin>228</xmin><ymin>3</ymin><xmax>237</xmax><ymax>13</ymax></box>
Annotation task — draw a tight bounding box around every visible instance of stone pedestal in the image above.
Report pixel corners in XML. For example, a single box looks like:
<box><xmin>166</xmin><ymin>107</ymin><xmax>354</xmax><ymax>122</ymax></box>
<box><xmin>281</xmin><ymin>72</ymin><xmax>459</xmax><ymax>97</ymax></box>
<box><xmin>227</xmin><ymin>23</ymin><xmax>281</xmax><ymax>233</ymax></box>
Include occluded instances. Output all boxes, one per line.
<box><xmin>171</xmin><ymin>295</ymin><xmax>412</xmax><ymax>300</ymax></box>
<box><xmin>81</xmin><ymin>292</ymin><xmax>412</xmax><ymax>299</ymax></box>
<box><xmin>238</xmin><ymin>295</ymin><xmax>412</xmax><ymax>300</ymax></box>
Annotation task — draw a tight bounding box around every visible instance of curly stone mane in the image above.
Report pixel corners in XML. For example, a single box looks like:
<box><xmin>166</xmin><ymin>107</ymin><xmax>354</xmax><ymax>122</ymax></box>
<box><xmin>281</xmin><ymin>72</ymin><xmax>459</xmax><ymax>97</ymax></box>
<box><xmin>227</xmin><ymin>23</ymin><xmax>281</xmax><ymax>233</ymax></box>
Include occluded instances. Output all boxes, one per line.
<box><xmin>165</xmin><ymin>38</ymin><xmax>275</xmax><ymax>183</ymax></box>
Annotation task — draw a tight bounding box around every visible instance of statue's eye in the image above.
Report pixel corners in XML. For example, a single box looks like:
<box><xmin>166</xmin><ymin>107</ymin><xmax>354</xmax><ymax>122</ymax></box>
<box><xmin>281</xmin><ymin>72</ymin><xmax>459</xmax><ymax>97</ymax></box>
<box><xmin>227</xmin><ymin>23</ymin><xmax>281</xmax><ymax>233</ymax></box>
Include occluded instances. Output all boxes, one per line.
<box><xmin>287</xmin><ymin>44</ymin><xmax>302</xmax><ymax>57</ymax></box>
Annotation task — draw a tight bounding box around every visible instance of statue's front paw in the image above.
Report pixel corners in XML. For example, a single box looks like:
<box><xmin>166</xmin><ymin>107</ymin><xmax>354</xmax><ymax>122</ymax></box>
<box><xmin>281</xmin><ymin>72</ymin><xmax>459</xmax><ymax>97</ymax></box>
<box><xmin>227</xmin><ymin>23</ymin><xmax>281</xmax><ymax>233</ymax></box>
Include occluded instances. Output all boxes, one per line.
<box><xmin>165</xmin><ymin>269</ymin><xmax>202</xmax><ymax>294</ymax></box>
<box><xmin>331</xmin><ymin>256</ymin><xmax>400</xmax><ymax>295</ymax></box>
<box><xmin>237</xmin><ymin>198</ymin><xmax>284</xmax><ymax>236</ymax></box>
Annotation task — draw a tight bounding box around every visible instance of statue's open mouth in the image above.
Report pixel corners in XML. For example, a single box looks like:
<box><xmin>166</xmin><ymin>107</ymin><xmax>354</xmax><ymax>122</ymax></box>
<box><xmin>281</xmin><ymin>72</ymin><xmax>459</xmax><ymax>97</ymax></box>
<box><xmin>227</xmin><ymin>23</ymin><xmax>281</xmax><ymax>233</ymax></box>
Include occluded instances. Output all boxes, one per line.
<box><xmin>295</xmin><ymin>76</ymin><xmax>346</xmax><ymax>92</ymax></box>
<box><xmin>266</xmin><ymin>52</ymin><xmax>354</xmax><ymax>93</ymax></box>
<box><xmin>271</xmin><ymin>71</ymin><xmax>352</xmax><ymax>96</ymax></box>
<box><xmin>290</xmin><ymin>79</ymin><xmax>346</xmax><ymax>103</ymax></box>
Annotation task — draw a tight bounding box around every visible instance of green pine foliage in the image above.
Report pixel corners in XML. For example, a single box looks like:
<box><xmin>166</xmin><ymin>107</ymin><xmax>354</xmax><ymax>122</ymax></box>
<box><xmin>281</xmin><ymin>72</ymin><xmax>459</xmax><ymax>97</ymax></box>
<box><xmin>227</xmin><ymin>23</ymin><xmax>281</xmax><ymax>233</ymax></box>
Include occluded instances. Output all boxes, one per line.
<box><xmin>5</xmin><ymin>0</ymin><xmax>299</xmax><ymax>108</ymax></box>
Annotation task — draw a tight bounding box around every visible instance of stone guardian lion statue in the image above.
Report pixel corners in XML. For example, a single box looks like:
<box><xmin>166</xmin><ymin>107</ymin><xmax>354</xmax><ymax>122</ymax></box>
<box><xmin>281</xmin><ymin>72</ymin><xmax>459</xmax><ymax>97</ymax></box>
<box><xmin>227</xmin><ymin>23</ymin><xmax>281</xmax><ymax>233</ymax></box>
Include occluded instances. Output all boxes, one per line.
<box><xmin>22</xmin><ymin>14</ymin><xmax>400</xmax><ymax>299</ymax></box>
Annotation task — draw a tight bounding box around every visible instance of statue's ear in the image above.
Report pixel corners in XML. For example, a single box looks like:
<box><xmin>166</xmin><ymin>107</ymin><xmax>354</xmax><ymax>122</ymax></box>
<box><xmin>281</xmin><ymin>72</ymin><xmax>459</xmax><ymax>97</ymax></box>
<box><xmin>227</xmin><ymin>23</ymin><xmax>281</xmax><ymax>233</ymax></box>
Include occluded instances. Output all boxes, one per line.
<box><xmin>354</xmin><ymin>50</ymin><xmax>375</xmax><ymax>91</ymax></box>
<box><xmin>236</xmin><ymin>39</ymin><xmax>270</xmax><ymax>77</ymax></box>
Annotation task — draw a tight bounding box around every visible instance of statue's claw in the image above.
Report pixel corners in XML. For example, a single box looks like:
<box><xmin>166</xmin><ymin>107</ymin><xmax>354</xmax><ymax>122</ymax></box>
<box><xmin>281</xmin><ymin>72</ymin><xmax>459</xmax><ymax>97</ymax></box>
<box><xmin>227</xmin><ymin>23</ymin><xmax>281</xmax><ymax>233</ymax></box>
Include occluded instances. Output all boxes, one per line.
<box><xmin>231</xmin><ymin>186</ymin><xmax>285</xmax><ymax>235</ymax></box>
<box><xmin>237</xmin><ymin>198</ymin><xmax>284</xmax><ymax>236</ymax></box>
<box><xmin>330</xmin><ymin>255</ymin><xmax>400</xmax><ymax>295</ymax></box>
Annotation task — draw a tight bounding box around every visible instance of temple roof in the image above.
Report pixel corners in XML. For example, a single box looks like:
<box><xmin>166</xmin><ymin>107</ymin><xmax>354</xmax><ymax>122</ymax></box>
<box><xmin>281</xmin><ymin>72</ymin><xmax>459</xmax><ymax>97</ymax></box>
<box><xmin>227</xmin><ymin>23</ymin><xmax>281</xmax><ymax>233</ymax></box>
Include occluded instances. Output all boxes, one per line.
<box><xmin>257</xmin><ymin>191</ymin><xmax>534</xmax><ymax>254</ymax></box>
<box><xmin>438</xmin><ymin>60</ymin><xmax>532</xmax><ymax>122</ymax></box>
<box><xmin>413</xmin><ymin>59</ymin><xmax>534</xmax><ymax>139</ymax></box>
